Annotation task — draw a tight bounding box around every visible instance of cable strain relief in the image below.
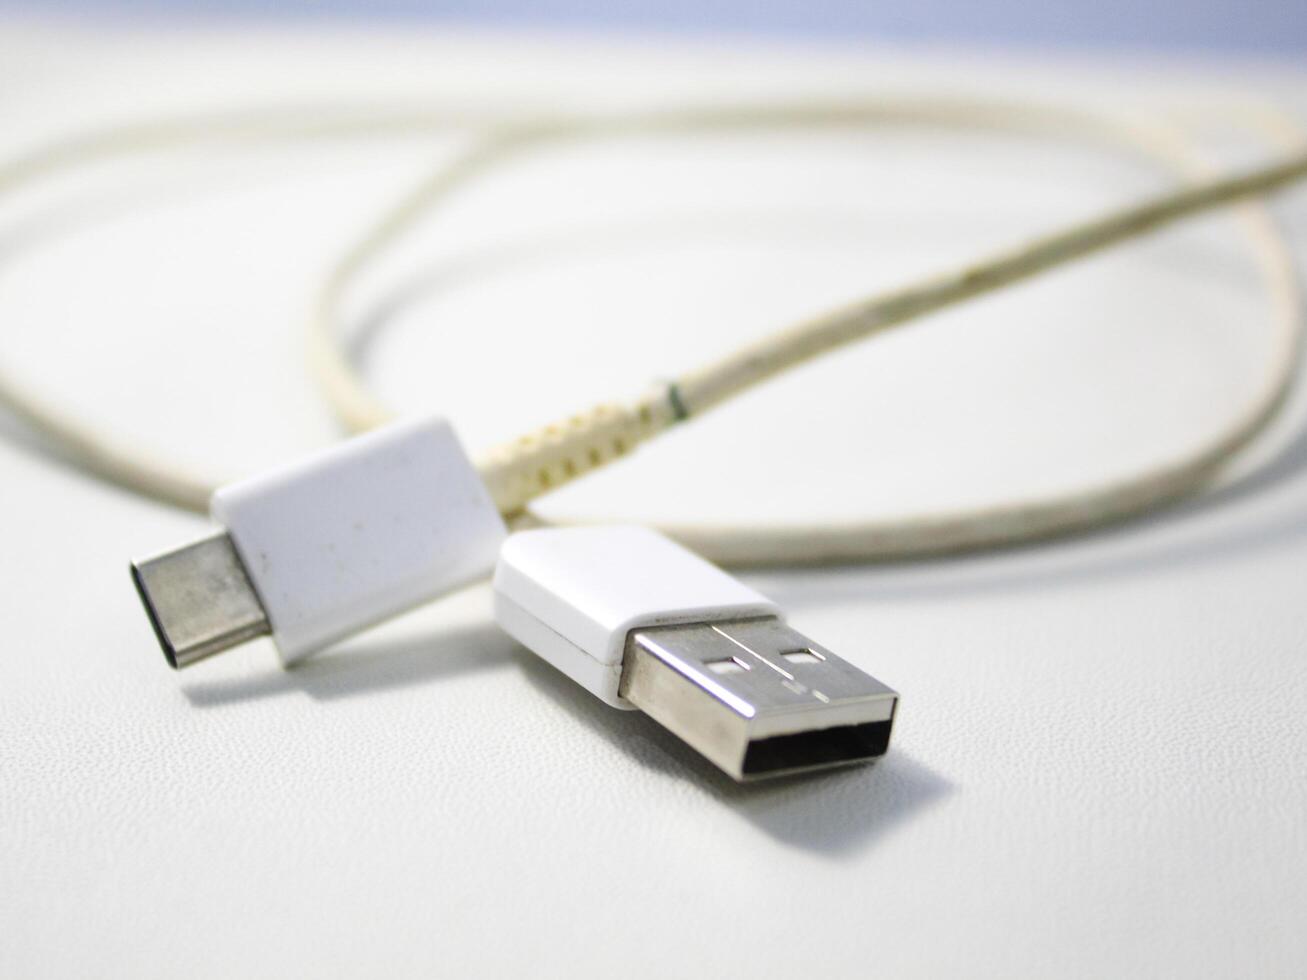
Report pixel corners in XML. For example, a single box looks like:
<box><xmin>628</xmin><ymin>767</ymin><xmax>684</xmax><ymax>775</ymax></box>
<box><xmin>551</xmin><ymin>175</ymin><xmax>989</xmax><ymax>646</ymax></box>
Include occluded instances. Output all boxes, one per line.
<box><xmin>476</xmin><ymin>394</ymin><xmax>676</xmax><ymax>514</ymax></box>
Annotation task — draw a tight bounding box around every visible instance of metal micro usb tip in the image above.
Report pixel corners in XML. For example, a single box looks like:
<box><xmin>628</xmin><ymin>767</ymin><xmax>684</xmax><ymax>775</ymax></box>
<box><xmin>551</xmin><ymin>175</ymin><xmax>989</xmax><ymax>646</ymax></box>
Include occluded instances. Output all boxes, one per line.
<box><xmin>131</xmin><ymin>531</ymin><xmax>270</xmax><ymax>669</ymax></box>
<box><xmin>619</xmin><ymin>617</ymin><xmax>898</xmax><ymax>781</ymax></box>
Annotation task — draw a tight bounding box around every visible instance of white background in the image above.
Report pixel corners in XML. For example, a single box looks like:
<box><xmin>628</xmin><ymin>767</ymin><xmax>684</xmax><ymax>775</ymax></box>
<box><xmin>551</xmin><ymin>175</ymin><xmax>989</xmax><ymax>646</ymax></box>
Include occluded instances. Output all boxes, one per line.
<box><xmin>2</xmin><ymin>22</ymin><xmax>1306</xmax><ymax>978</ymax></box>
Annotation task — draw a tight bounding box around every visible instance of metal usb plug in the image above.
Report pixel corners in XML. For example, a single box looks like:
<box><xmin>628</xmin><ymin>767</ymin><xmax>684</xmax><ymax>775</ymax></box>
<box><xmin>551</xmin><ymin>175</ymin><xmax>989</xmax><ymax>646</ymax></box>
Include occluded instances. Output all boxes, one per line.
<box><xmin>620</xmin><ymin>617</ymin><xmax>898</xmax><ymax>780</ymax></box>
<box><xmin>131</xmin><ymin>531</ymin><xmax>270</xmax><ymax>669</ymax></box>
<box><xmin>495</xmin><ymin>526</ymin><xmax>899</xmax><ymax>783</ymax></box>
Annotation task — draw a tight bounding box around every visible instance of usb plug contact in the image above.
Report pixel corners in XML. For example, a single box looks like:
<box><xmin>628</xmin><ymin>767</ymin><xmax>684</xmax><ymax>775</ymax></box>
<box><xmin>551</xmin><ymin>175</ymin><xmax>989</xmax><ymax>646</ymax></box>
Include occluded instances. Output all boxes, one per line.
<box><xmin>493</xmin><ymin>525</ymin><xmax>897</xmax><ymax>781</ymax></box>
<box><xmin>623</xmin><ymin>618</ymin><xmax>896</xmax><ymax>780</ymax></box>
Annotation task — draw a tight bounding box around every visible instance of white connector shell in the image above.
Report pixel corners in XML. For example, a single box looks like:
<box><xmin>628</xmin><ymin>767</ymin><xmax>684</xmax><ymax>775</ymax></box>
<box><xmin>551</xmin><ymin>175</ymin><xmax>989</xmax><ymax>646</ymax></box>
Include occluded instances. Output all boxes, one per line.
<box><xmin>493</xmin><ymin>525</ymin><xmax>778</xmax><ymax>707</ymax></box>
<box><xmin>212</xmin><ymin>416</ymin><xmax>505</xmax><ymax>663</ymax></box>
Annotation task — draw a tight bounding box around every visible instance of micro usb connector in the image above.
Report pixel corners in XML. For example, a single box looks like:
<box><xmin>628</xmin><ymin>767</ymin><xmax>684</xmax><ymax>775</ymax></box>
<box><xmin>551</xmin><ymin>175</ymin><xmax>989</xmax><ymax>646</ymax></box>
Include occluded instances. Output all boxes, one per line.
<box><xmin>130</xmin><ymin>416</ymin><xmax>506</xmax><ymax>669</ymax></box>
<box><xmin>494</xmin><ymin>525</ymin><xmax>898</xmax><ymax>781</ymax></box>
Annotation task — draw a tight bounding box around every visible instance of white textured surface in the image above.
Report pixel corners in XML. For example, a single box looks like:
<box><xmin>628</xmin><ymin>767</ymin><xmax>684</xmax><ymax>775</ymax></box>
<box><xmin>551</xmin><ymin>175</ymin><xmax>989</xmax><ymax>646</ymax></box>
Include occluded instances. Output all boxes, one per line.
<box><xmin>2</xmin><ymin>22</ymin><xmax>1307</xmax><ymax>980</ymax></box>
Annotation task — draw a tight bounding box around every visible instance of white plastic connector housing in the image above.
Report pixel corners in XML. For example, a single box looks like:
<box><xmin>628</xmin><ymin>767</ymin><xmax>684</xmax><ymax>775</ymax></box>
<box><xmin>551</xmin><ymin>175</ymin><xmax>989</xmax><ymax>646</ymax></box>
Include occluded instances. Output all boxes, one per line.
<box><xmin>493</xmin><ymin>525</ymin><xmax>897</xmax><ymax>781</ymax></box>
<box><xmin>213</xmin><ymin>416</ymin><xmax>505</xmax><ymax>663</ymax></box>
<box><xmin>493</xmin><ymin>525</ymin><xmax>779</xmax><ymax>707</ymax></box>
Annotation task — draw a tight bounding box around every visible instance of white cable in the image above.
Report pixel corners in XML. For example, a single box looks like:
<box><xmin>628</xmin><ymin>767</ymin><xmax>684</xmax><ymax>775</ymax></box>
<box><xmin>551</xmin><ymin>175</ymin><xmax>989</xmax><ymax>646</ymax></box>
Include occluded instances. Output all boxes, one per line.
<box><xmin>307</xmin><ymin>98</ymin><xmax>1307</xmax><ymax>562</ymax></box>
<box><xmin>0</xmin><ymin>99</ymin><xmax>1303</xmax><ymax>563</ymax></box>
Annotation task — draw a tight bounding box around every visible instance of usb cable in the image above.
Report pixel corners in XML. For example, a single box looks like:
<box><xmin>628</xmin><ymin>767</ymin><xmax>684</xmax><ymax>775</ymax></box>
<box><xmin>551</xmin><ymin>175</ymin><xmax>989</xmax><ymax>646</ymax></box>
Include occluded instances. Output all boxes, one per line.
<box><xmin>4</xmin><ymin>96</ymin><xmax>1307</xmax><ymax>778</ymax></box>
<box><xmin>132</xmin><ymin>418</ymin><xmax>897</xmax><ymax>780</ymax></box>
<box><xmin>308</xmin><ymin>99</ymin><xmax>1307</xmax><ymax>563</ymax></box>
<box><xmin>2</xmin><ymin>97</ymin><xmax>1305</xmax><ymax>563</ymax></box>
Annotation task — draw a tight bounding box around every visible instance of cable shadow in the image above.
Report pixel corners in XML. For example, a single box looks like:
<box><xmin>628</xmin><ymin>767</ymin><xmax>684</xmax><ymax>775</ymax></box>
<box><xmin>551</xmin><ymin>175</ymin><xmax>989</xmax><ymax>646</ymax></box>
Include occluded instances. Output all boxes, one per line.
<box><xmin>518</xmin><ymin>651</ymin><xmax>953</xmax><ymax>857</ymax></box>
<box><xmin>744</xmin><ymin>460</ymin><xmax>1307</xmax><ymax>611</ymax></box>
<box><xmin>0</xmin><ymin>406</ymin><xmax>60</xmax><ymax>460</ymax></box>
<box><xmin>181</xmin><ymin>620</ymin><xmax>517</xmax><ymax>707</ymax></box>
